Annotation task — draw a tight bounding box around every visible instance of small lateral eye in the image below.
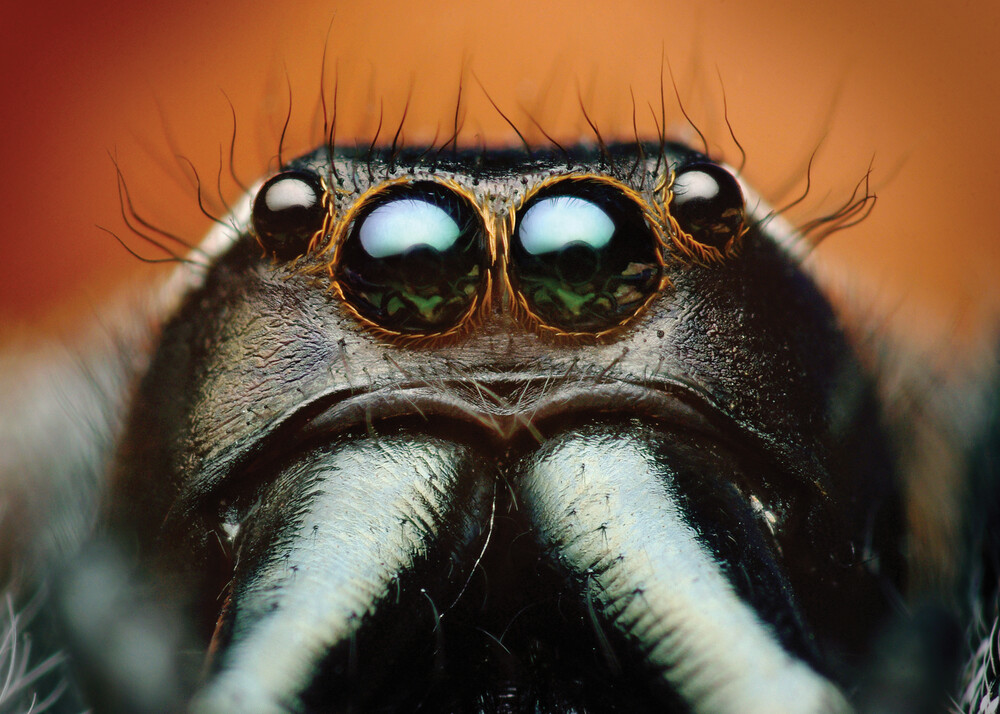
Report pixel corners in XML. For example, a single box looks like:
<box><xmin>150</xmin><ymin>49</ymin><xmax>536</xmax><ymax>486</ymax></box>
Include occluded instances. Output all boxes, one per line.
<box><xmin>509</xmin><ymin>178</ymin><xmax>663</xmax><ymax>334</ymax></box>
<box><xmin>669</xmin><ymin>162</ymin><xmax>746</xmax><ymax>256</ymax></box>
<box><xmin>251</xmin><ymin>169</ymin><xmax>327</xmax><ymax>259</ymax></box>
<box><xmin>333</xmin><ymin>181</ymin><xmax>489</xmax><ymax>336</ymax></box>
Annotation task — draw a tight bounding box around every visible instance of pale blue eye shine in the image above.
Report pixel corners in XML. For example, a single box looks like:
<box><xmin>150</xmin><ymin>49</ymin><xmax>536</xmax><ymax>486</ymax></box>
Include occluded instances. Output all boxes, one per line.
<box><xmin>518</xmin><ymin>195</ymin><xmax>615</xmax><ymax>256</ymax></box>
<box><xmin>359</xmin><ymin>199</ymin><xmax>461</xmax><ymax>258</ymax></box>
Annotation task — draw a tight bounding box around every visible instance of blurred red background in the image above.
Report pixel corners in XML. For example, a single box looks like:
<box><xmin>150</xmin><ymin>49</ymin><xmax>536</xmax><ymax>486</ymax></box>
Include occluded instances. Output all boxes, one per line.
<box><xmin>1</xmin><ymin>0</ymin><xmax>998</xmax><ymax>342</ymax></box>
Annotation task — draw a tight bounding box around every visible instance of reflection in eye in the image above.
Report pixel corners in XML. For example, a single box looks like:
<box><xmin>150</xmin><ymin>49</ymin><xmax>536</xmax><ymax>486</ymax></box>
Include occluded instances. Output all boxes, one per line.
<box><xmin>333</xmin><ymin>181</ymin><xmax>489</xmax><ymax>336</ymax></box>
<box><xmin>359</xmin><ymin>199</ymin><xmax>461</xmax><ymax>258</ymax></box>
<box><xmin>509</xmin><ymin>178</ymin><xmax>663</xmax><ymax>334</ymax></box>
<box><xmin>251</xmin><ymin>169</ymin><xmax>327</xmax><ymax>259</ymax></box>
<box><xmin>517</xmin><ymin>196</ymin><xmax>615</xmax><ymax>257</ymax></box>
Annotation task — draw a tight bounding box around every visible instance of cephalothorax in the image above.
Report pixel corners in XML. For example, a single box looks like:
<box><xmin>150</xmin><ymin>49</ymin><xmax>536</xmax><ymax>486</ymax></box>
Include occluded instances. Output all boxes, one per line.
<box><xmin>2</xmin><ymin>141</ymin><xmax>994</xmax><ymax>713</ymax></box>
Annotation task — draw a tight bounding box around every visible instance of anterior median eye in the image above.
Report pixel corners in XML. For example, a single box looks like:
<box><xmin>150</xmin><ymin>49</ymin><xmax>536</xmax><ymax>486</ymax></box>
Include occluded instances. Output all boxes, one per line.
<box><xmin>333</xmin><ymin>181</ymin><xmax>490</xmax><ymax>336</ymax></box>
<box><xmin>509</xmin><ymin>177</ymin><xmax>663</xmax><ymax>334</ymax></box>
<box><xmin>669</xmin><ymin>162</ymin><xmax>746</xmax><ymax>256</ymax></box>
<box><xmin>251</xmin><ymin>169</ymin><xmax>328</xmax><ymax>259</ymax></box>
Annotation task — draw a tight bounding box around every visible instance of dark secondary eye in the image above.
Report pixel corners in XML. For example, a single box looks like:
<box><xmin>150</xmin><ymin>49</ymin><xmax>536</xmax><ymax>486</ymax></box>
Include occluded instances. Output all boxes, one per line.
<box><xmin>333</xmin><ymin>181</ymin><xmax>490</xmax><ymax>335</ymax></box>
<box><xmin>251</xmin><ymin>169</ymin><xmax>327</xmax><ymax>259</ymax></box>
<box><xmin>669</xmin><ymin>162</ymin><xmax>746</xmax><ymax>253</ymax></box>
<box><xmin>509</xmin><ymin>178</ymin><xmax>663</xmax><ymax>334</ymax></box>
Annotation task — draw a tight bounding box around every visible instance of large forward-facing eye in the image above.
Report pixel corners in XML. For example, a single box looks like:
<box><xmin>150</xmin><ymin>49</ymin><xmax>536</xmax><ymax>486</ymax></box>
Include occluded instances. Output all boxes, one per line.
<box><xmin>508</xmin><ymin>177</ymin><xmax>664</xmax><ymax>334</ymax></box>
<box><xmin>251</xmin><ymin>169</ymin><xmax>328</xmax><ymax>259</ymax></box>
<box><xmin>333</xmin><ymin>181</ymin><xmax>490</xmax><ymax>336</ymax></box>
<box><xmin>669</xmin><ymin>162</ymin><xmax>746</xmax><ymax>258</ymax></box>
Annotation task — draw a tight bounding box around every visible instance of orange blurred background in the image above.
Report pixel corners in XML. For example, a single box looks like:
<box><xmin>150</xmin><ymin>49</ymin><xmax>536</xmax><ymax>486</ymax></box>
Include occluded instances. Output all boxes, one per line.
<box><xmin>1</xmin><ymin>0</ymin><xmax>998</xmax><ymax>342</ymax></box>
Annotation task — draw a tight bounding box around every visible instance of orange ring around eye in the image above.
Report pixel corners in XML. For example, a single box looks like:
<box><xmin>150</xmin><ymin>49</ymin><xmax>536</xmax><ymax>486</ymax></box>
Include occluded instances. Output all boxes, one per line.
<box><xmin>503</xmin><ymin>173</ymin><xmax>671</xmax><ymax>343</ymax></box>
<box><xmin>321</xmin><ymin>177</ymin><xmax>496</xmax><ymax>345</ymax></box>
<box><xmin>656</xmin><ymin>168</ymin><xmax>749</xmax><ymax>266</ymax></box>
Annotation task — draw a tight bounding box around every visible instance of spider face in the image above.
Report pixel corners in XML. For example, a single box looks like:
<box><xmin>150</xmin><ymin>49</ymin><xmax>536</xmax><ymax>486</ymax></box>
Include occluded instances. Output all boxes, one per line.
<box><xmin>94</xmin><ymin>141</ymin><xmax>904</xmax><ymax>713</ymax></box>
